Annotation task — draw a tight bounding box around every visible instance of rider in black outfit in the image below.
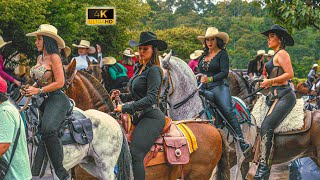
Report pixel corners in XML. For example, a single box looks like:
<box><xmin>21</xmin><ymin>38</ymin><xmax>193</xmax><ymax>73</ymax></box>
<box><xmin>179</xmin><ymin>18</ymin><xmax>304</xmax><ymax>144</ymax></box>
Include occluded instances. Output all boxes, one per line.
<box><xmin>112</xmin><ymin>31</ymin><xmax>167</xmax><ymax>179</ymax></box>
<box><xmin>197</xmin><ymin>27</ymin><xmax>252</xmax><ymax>157</ymax></box>
<box><xmin>254</xmin><ymin>24</ymin><xmax>296</xmax><ymax>180</ymax></box>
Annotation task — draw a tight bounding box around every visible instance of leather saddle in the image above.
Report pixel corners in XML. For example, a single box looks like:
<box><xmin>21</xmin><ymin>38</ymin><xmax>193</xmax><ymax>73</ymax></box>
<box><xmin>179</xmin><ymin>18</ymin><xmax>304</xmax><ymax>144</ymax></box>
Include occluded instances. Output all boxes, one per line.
<box><xmin>120</xmin><ymin>115</ymin><xmax>191</xmax><ymax>167</ymax></box>
<box><xmin>29</xmin><ymin>100</ymin><xmax>93</xmax><ymax>177</ymax></box>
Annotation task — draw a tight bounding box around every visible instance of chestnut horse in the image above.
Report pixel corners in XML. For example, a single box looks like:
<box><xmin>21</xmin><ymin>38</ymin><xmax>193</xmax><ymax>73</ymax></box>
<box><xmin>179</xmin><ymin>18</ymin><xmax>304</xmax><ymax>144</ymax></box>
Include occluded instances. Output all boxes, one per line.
<box><xmin>160</xmin><ymin>52</ymin><xmax>320</xmax><ymax>179</ymax></box>
<box><xmin>295</xmin><ymin>82</ymin><xmax>310</xmax><ymax>98</ymax></box>
<box><xmin>64</xmin><ymin>60</ymin><xmax>230</xmax><ymax>180</ymax></box>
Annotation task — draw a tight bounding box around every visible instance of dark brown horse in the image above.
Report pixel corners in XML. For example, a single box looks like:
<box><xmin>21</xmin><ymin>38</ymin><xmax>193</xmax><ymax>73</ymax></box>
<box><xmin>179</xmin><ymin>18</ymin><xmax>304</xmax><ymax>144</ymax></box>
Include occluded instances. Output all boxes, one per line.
<box><xmin>65</xmin><ymin>60</ymin><xmax>230</xmax><ymax>180</ymax></box>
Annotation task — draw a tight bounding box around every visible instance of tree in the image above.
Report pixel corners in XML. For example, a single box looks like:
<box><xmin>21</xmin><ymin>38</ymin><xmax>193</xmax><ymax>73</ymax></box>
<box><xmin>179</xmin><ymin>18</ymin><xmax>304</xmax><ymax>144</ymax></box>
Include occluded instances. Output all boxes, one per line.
<box><xmin>255</xmin><ymin>0</ymin><xmax>320</xmax><ymax>30</ymax></box>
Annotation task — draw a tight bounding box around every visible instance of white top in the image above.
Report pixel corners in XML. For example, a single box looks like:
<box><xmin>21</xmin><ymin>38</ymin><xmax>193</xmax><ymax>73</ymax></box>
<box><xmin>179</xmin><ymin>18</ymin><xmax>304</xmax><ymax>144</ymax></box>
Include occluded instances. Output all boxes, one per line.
<box><xmin>73</xmin><ymin>53</ymin><xmax>102</xmax><ymax>70</ymax></box>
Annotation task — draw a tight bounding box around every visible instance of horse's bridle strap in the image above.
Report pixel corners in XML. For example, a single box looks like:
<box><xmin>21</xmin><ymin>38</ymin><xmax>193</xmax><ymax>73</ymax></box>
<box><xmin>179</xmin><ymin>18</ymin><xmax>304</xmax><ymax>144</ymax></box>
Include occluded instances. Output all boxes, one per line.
<box><xmin>65</xmin><ymin>69</ymin><xmax>77</xmax><ymax>89</ymax></box>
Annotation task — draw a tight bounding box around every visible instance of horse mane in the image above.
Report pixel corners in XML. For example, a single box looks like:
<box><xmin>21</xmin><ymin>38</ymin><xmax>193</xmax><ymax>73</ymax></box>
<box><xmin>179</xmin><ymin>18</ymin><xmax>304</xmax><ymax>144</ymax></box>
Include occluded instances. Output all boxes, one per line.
<box><xmin>78</xmin><ymin>70</ymin><xmax>114</xmax><ymax>109</ymax></box>
<box><xmin>229</xmin><ymin>70</ymin><xmax>250</xmax><ymax>96</ymax></box>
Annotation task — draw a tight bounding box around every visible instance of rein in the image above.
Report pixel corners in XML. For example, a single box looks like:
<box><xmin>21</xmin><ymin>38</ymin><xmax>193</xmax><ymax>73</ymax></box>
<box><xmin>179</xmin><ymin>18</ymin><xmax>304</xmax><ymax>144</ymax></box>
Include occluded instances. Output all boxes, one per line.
<box><xmin>65</xmin><ymin>69</ymin><xmax>78</xmax><ymax>90</ymax></box>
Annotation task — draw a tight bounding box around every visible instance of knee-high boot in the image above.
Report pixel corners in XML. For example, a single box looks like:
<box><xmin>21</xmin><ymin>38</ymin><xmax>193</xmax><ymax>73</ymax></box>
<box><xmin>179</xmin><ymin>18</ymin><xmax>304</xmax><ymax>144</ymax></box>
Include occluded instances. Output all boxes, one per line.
<box><xmin>43</xmin><ymin>131</ymin><xmax>69</xmax><ymax>180</ymax></box>
<box><xmin>228</xmin><ymin>117</ymin><xmax>252</xmax><ymax>158</ymax></box>
<box><xmin>254</xmin><ymin>130</ymin><xmax>274</xmax><ymax>180</ymax></box>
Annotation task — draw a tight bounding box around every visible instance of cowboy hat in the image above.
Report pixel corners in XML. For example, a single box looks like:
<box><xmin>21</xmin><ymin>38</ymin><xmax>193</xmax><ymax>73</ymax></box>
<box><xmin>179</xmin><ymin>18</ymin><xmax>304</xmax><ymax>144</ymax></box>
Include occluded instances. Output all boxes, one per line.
<box><xmin>0</xmin><ymin>36</ymin><xmax>12</xmax><ymax>49</ymax></box>
<box><xmin>256</xmin><ymin>50</ymin><xmax>266</xmax><ymax>57</ymax></box>
<box><xmin>134</xmin><ymin>52</ymin><xmax>139</xmax><ymax>56</ymax></box>
<box><xmin>197</xmin><ymin>27</ymin><xmax>229</xmax><ymax>44</ymax></box>
<box><xmin>63</xmin><ymin>46</ymin><xmax>71</xmax><ymax>58</ymax></box>
<box><xmin>261</xmin><ymin>24</ymin><xmax>294</xmax><ymax>46</ymax></box>
<box><xmin>190</xmin><ymin>50</ymin><xmax>204</xmax><ymax>60</ymax></box>
<box><xmin>162</xmin><ymin>52</ymin><xmax>168</xmax><ymax>57</ymax></box>
<box><xmin>122</xmin><ymin>49</ymin><xmax>134</xmax><ymax>57</ymax></box>
<box><xmin>102</xmin><ymin>56</ymin><xmax>117</xmax><ymax>65</ymax></box>
<box><xmin>313</xmin><ymin>64</ymin><xmax>318</xmax><ymax>68</ymax></box>
<box><xmin>72</xmin><ymin>40</ymin><xmax>96</xmax><ymax>54</ymax></box>
<box><xmin>26</xmin><ymin>24</ymin><xmax>65</xmax><ymax>49</ymax></box>
<box><xmin>264</xmin><ymin>50</ymin><xmax>275</xmax><ymax>56</ymax></box>
<box><xmin>129</xmin><ymin>31</ymin><xmax>168</xmax><ymax>51</ymax></box>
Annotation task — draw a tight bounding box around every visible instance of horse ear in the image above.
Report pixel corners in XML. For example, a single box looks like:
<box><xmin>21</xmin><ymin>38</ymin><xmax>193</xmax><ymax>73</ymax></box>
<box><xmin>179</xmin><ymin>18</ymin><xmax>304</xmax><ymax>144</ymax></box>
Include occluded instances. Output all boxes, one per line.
<box><xmin>161</xmin><ymin>50</ymin><xmax>172</xmax><ymax>69</ymax></box>
<box><xmin>66</xmin><ymin>58</ymin><xmax>76</xmax><ymax>79</ymax></box>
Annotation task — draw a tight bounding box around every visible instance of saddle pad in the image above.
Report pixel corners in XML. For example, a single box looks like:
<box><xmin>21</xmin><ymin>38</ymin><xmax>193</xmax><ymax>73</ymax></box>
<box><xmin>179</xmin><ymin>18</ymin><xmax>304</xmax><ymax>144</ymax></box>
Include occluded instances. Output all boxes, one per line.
<box><xmin>251</xmin><ymin>95</ymin><xmax>304</xmax><ymax>133</ymax></box>
<box><xmin>177</xmin><ymin>123</ymin><xmax>198</xmax><ymax>153</ymax></box>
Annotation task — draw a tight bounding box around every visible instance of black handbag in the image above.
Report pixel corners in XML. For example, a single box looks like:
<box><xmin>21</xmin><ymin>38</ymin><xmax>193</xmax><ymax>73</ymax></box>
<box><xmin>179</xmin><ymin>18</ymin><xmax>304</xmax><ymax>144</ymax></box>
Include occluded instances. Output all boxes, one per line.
<box><xmin>0</xmin><ymin>117</ymin><xmax>21</xmax><ymax>179</ymax></box>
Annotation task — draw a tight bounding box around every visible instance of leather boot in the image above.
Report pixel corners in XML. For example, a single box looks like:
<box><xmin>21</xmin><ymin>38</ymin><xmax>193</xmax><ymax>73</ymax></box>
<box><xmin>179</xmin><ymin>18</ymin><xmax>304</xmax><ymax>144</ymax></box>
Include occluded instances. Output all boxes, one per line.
<box><xmin>228</xmin><ymin>117</ymin><xmax>252</xmax><ymax>158</ymax></box>
<box><xmin>43</xmin><ymin>131</ymin><xmax>70</xmax><ymax>180</ymax></box>
<box><xmin>254</xmin><ymin>130</ymin><xmax>274</xmax><ymax>180</ymax></box>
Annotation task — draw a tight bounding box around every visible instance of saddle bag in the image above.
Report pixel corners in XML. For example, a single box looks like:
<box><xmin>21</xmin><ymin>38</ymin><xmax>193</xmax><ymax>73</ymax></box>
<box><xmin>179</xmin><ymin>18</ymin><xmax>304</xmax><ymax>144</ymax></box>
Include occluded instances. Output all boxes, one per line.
<box><xmin>164</xmin><ymin>137</ymin><xmax>190</xmax><ymax>165</ymax></box>
<box><xmin>69</xmin><ymin>118</ymin><xmax>93</xmax><ymax>145</ymax></box>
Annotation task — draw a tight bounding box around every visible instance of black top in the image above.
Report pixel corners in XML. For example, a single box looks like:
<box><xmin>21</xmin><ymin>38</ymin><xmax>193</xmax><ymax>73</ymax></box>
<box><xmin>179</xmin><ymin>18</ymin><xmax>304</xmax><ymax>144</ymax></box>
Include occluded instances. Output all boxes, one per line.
<box><xmin>198</xmin><ymin>50</ymin><xmax>229</xmax><ymax>88</ymax></box>
<box><xmin>121</xmin><ymin>63</ymin><xmax>162</xmax><ymax>115</ymax></box>
<box><xmin>265</xmin><ymin>51</ymin><xmax>284</xmax><ymax>79</ymax></box>
<box><xmin>247</xmin><ymin>59</ymin><xmax>264</xmax><ymax>77</ymax></box>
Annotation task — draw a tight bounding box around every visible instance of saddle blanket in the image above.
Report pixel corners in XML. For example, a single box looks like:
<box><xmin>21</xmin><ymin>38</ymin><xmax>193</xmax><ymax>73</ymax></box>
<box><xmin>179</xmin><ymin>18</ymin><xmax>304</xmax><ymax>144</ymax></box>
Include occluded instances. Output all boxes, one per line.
<box><xmin>251</xmin><ymin>95</ymin><xmax>304</xmax><ymax>133</ymax></box>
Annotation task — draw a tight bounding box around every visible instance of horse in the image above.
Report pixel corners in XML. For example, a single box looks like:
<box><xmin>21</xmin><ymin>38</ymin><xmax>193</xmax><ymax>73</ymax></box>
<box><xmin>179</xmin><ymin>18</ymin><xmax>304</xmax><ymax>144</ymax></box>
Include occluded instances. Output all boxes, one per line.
<box><xmin>100</xmin><ymin>64</ymin><xmax>129</xmax><ymax>93</ymax></box>
<box><xmin>295</xmin><ymin>81</ymin><xmax>310</xmax><ymax>97</ymax></box>
<box><xmin>160</xmin><ymin>52</ymin><xmax>320</xmax><ymax>178</ymax></box>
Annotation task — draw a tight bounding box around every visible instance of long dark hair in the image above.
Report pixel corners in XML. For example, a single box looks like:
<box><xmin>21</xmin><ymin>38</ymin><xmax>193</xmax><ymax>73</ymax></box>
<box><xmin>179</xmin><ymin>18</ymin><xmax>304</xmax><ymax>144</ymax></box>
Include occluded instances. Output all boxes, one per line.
<box><xmin>203</xmin><ymin>37</ymin><xmax>226</xmax><ymax>57</ymax></box>
<box><xmin>274</xmin><ymin>33</ymin><xmax>286</xmax><ymax>50</ymax></box>
<box><xmin>43</xmin><ymin>36</ymin><xmax>60</xmax><ymax>55</ymax></box>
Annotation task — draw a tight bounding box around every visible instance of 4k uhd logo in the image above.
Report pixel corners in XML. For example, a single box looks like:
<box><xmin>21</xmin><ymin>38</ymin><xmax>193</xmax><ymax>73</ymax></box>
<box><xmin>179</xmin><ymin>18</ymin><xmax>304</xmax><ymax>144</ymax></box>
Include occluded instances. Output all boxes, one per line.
<box><xmin>86</xmin><ymin>7</ymin><xmax>116</xmax><ymax>25</ymax></box>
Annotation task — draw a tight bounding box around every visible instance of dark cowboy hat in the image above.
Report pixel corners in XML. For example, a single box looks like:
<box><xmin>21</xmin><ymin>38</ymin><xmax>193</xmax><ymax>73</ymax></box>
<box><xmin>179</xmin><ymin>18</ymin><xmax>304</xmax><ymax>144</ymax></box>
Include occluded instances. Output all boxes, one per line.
<box><xmin>129</xmin><ymin>31</ymin><xmax>168</xmax><ymax>51</ymax></box>
<box><xmin>261</xmin><ymin>24</ymin><xmax>294</xmax><ymax>46</ymax></box>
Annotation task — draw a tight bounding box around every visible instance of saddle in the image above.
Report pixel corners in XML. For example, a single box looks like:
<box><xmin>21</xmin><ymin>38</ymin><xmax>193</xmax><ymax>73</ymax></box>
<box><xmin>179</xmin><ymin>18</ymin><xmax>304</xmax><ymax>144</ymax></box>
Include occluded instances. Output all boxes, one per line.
<box><xmin>120</xmin><ymin>115</ymin><xmax>197</xmax><ymax>167</ymax></box>
<box><xmin>28</xmin><ymin>101</ymin><xmax>93</xmax><ymax>177</ymax></box>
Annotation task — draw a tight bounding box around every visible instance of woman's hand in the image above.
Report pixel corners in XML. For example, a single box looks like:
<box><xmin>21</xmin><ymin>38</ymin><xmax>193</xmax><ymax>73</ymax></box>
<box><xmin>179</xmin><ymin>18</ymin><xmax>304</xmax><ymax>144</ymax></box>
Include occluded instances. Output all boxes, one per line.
<box><xmin>13</xmin><ymin>79</ymin><xmax>21</xmax><ymax>87</ymax></box>
<box><xmin>114</xmin><ymin>104</ymin><xmax>122</xmax><ymax>112</ymax></box>
<box><xmin>110</xmin><ymin>89</ymin><xmax>120</xmax><ymax>100</ymax></box>
<box><xmin>25</xmin><ymin>86</ymin><xmax>40</xmax><ymax>96</ymax></box>
<box><xmin>200</xmin><ymin>75</ymin><xmax>208</xmax><ymax>83</ymax></box>
<box><xmin>260</xmin><ymin>79</ymin><xmax>272</xmax><ymax>88</ymax></box>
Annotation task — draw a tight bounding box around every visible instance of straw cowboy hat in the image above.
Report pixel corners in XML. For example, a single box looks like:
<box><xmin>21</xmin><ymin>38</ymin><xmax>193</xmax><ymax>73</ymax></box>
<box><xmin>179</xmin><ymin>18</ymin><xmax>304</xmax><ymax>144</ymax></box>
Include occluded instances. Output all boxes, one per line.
<box><xmin>256</xmin><ymin>50</ymin><xmax>266</xmax><ymax>57</ymax></box>
<box><xmin>264</xmin><ymin>50</ymin><xmax>275</xmax><ymax>56</ymax></box>
<box><xmin>261</xmin><ymin>24</ymin><xmax>294</xmax><ymax>46</ymax></box>
<box><xmin>26</xmin><ymin>24</ymin><xmax>65</xmax><ymax>49</ymax></box>
<box><xmin>72</xmin><ymin>40</ymin><xmax>96</xmax><ymax>54</ymax></box>
<box><xmin>134</xmin><ymin>52</ymin><xmax>139</xmax><ymax>56</ymax></box>
<box><xmin>63</xmin><ymin>46</ymin><xmax>71</xmax><ymax>58</ymax></box>
<box><xmin>102</xmin><ymin>56</ymin><xmax>117</xmax><ymax>65</ymax></box>
<box><xmin>0</xmin><ymin>36</ymin><xmax>12</xmax><ymax>49</ymax></box>
<box><xmin>129</xmin><ymin>31</ymin><xmax>168</xmax><ymax>51</ymax></box>
<box><xmin>122</xmin><ymin>49</ymin><xmax>134</xmax><ymax>57</ymax></box>
<box><xmin>162</xmin><ymin>52</ymin><xmax>168</xmax><ymax>57</ymax></box>
<box><xmin>190</xmin><ymin>50</ymin><xmax>204</xmax><ymax>60</ymax></box>
<box><xmin>312</xmin><ymin>64</ymin><xmax>318</xmax><ymax>68</ymax></box>
<box><xmin>197</xmin><ymin>27</ymin><xmax>229</xmax><ymax>44</ymax></box>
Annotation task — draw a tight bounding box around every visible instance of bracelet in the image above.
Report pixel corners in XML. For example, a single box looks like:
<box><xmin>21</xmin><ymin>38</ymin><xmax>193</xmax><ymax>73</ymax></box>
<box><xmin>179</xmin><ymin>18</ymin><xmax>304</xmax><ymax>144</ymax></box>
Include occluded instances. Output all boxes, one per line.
<box><xmin>208</xmin><ymin>77</ymin><xmax>213</xmax><ymax>83</ymax></box>
<box><xmin>39</xmin><ymin>87</ymin><xmax>44</xmax><ymax>94</ymax></box>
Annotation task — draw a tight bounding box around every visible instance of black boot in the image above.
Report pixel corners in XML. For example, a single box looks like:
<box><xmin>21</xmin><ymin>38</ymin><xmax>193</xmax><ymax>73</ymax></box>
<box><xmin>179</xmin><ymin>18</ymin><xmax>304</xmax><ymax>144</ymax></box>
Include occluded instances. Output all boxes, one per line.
<box><xmin>254</xmin><ymin>130</ymin><xmax>274</xmax><ymax>180</ymax></box>
<box><xmin>228</xmin><ymin>118</ymin><xmax>252</xmax><ymax>158</ymax></box>
<box><xmin>43</xmin><ymin>131</ymin><xmax>70</xmax><ymax>180</ymax></box>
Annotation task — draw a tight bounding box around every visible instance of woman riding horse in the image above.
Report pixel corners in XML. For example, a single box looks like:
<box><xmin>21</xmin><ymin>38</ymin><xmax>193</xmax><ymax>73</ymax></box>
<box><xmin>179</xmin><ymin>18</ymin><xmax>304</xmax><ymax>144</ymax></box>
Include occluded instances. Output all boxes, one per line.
<box><xmin>24</xmin><ymin>24</ymin><xmax>70</xmax><ymax>180</ymax></box>
<box><xmin>197</xmin><ymin>27</ymin><xmax>252</xmax><ymax>157</ymax></box>
<box><xmin>255</xmin><ymin>24</ymin><xmax>296</xmax><ymax>179</ymax></box>
<box><xmin>112</xmin><ymin>31</ymin><xmax>167</xmax><ymax>179</ymax></box>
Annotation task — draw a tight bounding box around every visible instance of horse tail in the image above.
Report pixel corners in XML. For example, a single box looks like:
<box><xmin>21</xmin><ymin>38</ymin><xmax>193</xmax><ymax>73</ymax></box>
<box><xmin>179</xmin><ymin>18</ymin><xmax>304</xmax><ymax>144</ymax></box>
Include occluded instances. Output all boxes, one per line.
<box><xmin>216</xmin><ymin>128</ymin><xmax>230</xmax><ymax>180</ymax></box>
<box><xmin>117</xmin><ymin>129</ymin><xmax>133</xmax><ymax>180</ymax></box>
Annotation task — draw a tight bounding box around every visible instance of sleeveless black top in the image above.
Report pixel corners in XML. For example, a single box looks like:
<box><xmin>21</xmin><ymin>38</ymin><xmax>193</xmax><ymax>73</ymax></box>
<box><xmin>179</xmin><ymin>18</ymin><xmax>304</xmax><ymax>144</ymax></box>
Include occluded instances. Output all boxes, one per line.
<box><xmin>265</xmin><ymin>51</ymin><xmax>285</xmax><ymax>79</ymax></box>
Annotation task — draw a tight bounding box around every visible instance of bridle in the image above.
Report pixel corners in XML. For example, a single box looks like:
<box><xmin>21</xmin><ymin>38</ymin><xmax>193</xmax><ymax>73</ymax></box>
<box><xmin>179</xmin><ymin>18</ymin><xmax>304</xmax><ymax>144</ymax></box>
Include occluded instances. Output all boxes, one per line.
<box><xmin>65</xmin><ymin>69</ymin><xmax>77</xmax><ymax>90</ymax></box>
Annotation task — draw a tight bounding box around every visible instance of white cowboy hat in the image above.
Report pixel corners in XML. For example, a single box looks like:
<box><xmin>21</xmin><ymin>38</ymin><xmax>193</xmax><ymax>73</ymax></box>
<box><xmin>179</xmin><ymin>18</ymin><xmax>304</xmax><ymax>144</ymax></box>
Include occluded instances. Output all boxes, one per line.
<box><xmin>264</xmin><ymin>50</ymin><xmax>275</xmax><ymax>56</ymax></box>
<box><xmin>0</xmin><ymin>36</ymin><xmax>12</xmax><ymax>49</ymax></box>
<box><xmin>102</xmin><ymin>56</ymin><xmax>117</xmax><ymax>65</ymax></box>
<box><xmin>26</xmin><ymin>24</ymin><xmax>65</xmax><ymax>49</ymax></box>
<box><xmin>256</xmin><ymin>50</ymin><xmax>266</xmax><ymax>57</ymax></box>
<box><xmin>134</xmin><ymin>52</ymin><xmax>139</xmax><ymax>56</ymax></box>
<box><xmin>72</xmin><ymin>40</ymin><xmax>96</xmax><ymax>54</ymax></box>
<box><xmin>313</xmin><ymin>64</ymin><xmax>318</xmax><ymax>68</ymax></box>
<box><xmin>122</xmin><ymin>49</ymin><xmax>134</xmax><ymax>57</ymax></box>
<box><xmin>197</xmin><ymin>27</ymin><xmax>229</xmax><ymax>44</ymax></box>
<box><xmin>190</xmin><ymin>50</ymin><xmax>204</xmax><ymax>60</ymax></box>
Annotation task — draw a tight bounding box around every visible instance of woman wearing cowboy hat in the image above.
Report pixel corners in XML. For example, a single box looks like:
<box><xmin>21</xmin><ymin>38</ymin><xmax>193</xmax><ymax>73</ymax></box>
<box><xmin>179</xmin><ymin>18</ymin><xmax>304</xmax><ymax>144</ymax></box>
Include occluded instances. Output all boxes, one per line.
<box><xmin>307</xmin><ymin>64</ymin><xmax>318</xmax><ymax>92</ymax></box>
<box><xmin>0</xmin><ymin>36</ymin><xmax>21</xmax><ymax>87</ymax></box>
<box><xmin>247</xmin><ymin>50</ymin><xmax>266</xmax><ymax>80</ymax></box>
<box><xmin>197</xmin><ymin>27</ymin><xmax>252</xmax><ymax>157</ymax></box>
<box><xmin>188</xmin><ymin>49</ymin><xmax>204</xmax><ymax>74</ymax></box>
<box><xmin>24</xmin><ymin>24</ymin><xmax>70</xmax><ymax>180</ymax></box>
<box><xmin>255</xmin><ymin>24</ymin><xmax>296</xmax><ymax>179</ymax></box>
<box><xmin>112</xmin><ymin>31</ymin><xmax>167</xmax><ymax>179</ymax></box>
<box><xmin>101</xmin><ymin>56</ymin><xmax>129</xmax><ymax>92</ymax></box>
<box><xmin>119</xmin><ymin>48</ymin><xmax>136</xmax><ymax>79</ymax></box>
<box><xmin>71</xmin><ymin>39</ymin><xmax>101</xmax><ymax>71</ymax></box>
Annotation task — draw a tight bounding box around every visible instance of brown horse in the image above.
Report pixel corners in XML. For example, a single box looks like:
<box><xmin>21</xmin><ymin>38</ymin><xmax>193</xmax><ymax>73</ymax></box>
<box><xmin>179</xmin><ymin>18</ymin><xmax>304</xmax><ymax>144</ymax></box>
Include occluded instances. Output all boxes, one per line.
<box><xmin>64</xmin><ymin>60</ymin><xmax>230</xmax><ymax>180</ymax></box>
<box><xmin>295</xmin><ymin>82</ymin><xmax>310</xmax><ymax>97</ymax></box>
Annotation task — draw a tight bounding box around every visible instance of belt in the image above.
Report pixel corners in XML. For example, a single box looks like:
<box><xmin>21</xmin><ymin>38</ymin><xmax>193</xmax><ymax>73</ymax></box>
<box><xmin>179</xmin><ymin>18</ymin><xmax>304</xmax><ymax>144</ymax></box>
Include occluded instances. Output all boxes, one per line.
<box><xmin>134</xmin><ymin>104</ymin><xmax>158</xmax><ymax>117</ymax></box>
<box><xmin>40</xmin><ymin>89</ymin><xmax>64</xmax><ymax>98</ymax></box>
